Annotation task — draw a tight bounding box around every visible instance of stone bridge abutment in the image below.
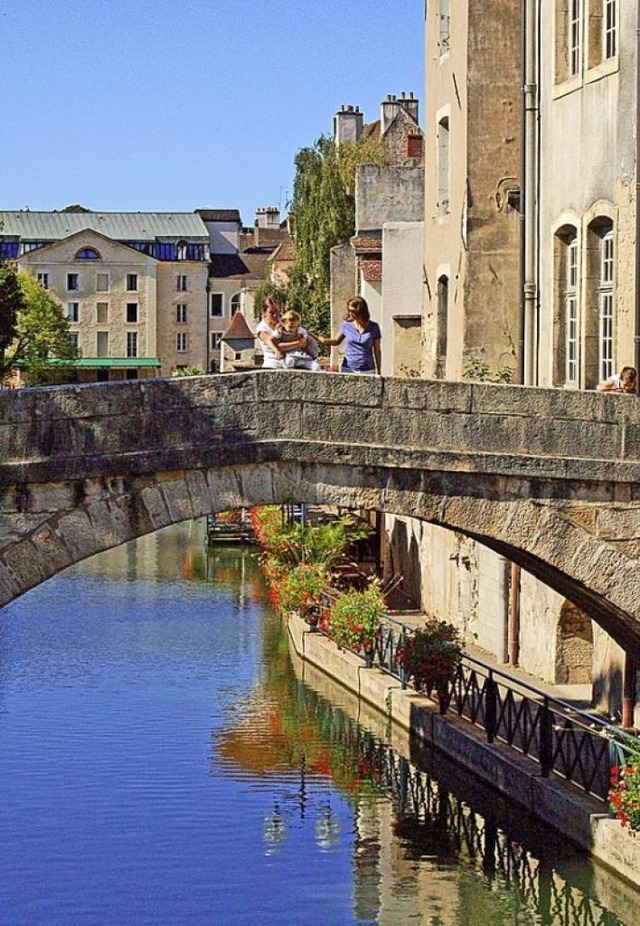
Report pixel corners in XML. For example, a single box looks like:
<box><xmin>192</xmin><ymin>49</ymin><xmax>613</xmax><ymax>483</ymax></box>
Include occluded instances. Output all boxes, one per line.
<box><xmin>2</xmin><ymin>372</ymin><xmax>640</xmax><ymax>655</ymax></box>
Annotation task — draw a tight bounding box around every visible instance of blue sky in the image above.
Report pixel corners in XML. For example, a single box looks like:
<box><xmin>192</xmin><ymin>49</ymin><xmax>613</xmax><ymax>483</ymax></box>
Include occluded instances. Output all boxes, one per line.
<box><xmin>1</xmin><ymin>0</ymin><xmax>424</xmax><ymax>226</ymax></box>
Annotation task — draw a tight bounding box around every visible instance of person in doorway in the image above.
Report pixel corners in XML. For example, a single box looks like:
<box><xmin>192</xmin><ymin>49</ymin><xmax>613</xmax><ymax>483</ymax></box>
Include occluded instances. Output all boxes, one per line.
<box><xmin>255</xmin><ymin>297</ymin><xmax>307</xmax><ymax>370</ymax></box>
<box><xmin>314</xmin><ymin>296</ymin><xmax>381</xmax><ymax>374</ymax></box>
<box><xmin>597</xmin><ymin>366</ymin><xmax>637</xmax><ymax>394</ymax></box>
<box><xmin>275</xmin><ymin>310</ymin><xmax>320</xmax><ymax>371</ymax></box>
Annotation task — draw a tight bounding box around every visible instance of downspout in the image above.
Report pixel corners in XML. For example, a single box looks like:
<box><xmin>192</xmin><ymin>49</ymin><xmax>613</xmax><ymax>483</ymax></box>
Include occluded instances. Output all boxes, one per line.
<box><xmin>523</xmin><ymin>0</ymin><xmax>539</xmax><ymax>388</ymax></box>
<box><xmin>636</xmin><ymin>5</ymin><xmax>640</xmax><ymax>379</ymax></box>
<box><xmin>510</xmin><ymin>0</ymin><xmax>539</xmax><ymax>665</ymax></box>
<box><xmin>622</xmin><ymin>7</ymin><xmax>640</xmax><ymax>727</ymax></box>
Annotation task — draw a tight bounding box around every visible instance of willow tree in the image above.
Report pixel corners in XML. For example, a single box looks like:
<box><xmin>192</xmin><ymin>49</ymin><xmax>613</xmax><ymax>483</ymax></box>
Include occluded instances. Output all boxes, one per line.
<box><xmin>286</xmin><ymin>133</ymin><xmax>387</xmax><ymax>334</ymax></box>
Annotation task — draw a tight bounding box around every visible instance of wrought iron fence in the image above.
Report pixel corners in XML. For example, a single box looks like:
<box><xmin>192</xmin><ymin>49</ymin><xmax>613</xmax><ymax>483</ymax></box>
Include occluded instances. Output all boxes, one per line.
<box><xmin>357</xmin><ymin>615</ymin><xmax>637</xmax><ymax>802</ymax></box>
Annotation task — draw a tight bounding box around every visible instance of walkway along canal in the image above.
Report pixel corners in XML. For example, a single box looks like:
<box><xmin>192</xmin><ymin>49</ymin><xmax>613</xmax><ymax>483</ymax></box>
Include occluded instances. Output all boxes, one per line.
<box><xmin>0</xmin><ymin>520</ymin><xmax>639</xmax><ymax>924</ymax></box>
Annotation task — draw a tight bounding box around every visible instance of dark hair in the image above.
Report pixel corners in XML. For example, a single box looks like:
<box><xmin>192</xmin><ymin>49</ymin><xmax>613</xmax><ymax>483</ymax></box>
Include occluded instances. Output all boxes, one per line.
<box><xmin>263</xmin><ymin>296</ymin><xmax>280</xmax><ymax>315</ymax></box>
<box><xmin>346</xmin><ymin>296</ymin><xmax>370</xmax><ymax>323</ymax></box>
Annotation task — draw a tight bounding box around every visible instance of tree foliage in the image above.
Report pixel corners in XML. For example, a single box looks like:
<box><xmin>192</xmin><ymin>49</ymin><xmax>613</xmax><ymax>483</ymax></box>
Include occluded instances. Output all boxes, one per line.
<box><xmin>0</xmin><ymin>260</ymin><xmax>24</xmax><ymax>356</ymax></box>
<box><xmin>268</xmin><ymin>134</ymin><xmax>387</xmax><ymax>335</ymax></box>
<box><xmin>2</xmin><ymin>272</ymin><xmax>78</xmax><ymax>384</ymax></box>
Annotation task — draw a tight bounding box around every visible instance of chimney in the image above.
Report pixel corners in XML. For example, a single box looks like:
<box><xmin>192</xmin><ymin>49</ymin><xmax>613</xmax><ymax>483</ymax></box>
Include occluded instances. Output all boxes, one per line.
<box><xmin>255</xmin><ymin>206</ymin><xmax>280</xmax><ymax>228</ymax></box>
<box><xmin>399</xmin><ymin>90</ymin><xmax>419</xmax><ymax>125</ymax></box>
<box><xmin>333</xmin><ymin>104</ymin><xmax>364</xmax><ymax>146</ymax></box>
<box><xmin>380</xmin><ymin>94</ymin><xmax>400</xmax><ymax>135</ymax></box>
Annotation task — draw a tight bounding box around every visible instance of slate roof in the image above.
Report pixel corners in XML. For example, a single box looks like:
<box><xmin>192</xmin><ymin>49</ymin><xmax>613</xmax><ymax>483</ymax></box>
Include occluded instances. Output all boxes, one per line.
<box><xmin>196</xmin><ymin>208</ymin><xmax>242</xmax><ymax>224</ymax></box>
<box><xmin>209</xmin><ymin>249</ymin><xmax>272</xmax><ymax>281</ymax></box>
<box><xmin>0</xmin><ymin>211</ymin><xmax>209</xmax><ymax>242</ymax></box>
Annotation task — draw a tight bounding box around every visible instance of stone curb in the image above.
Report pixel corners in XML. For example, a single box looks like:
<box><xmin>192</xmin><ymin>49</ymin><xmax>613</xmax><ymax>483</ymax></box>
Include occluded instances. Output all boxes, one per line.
<box><xmin>286</xmin><ymin>613</ymin><xmax>640</xmax><ymax>888</ymax></box>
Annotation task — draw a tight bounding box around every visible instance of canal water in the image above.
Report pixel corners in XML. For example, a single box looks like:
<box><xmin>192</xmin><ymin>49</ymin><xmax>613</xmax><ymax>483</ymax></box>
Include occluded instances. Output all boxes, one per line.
<box><xmin>0</xmin><ymin>520</ymin><xmax>638</xmax><ymax>925</ymax></box>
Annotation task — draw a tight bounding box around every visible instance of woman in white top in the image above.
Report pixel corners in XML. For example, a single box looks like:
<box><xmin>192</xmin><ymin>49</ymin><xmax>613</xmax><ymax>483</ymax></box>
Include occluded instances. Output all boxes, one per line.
<box><xmin>256</xmin><ymin>297</ymin><xmax>307</xmax><ymax>369</ymax></box>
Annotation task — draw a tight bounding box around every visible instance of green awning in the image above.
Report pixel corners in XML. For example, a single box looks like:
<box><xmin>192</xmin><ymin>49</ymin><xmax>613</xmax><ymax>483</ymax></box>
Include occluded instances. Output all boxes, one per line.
<box><xmin>71</xmin><ymin>357</ymin><xmax>162</xmax><ymax>368</ymax></box>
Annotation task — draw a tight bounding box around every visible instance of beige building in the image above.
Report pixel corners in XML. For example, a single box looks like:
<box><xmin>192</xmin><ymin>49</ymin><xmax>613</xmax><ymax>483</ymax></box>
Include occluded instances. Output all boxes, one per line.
<box><xmin>421</xmin><ymin>1</ymin><xmax>522</xmax><ymax>381</ymax></box>
<box><xmin>1</xmin><ymin>210</ymin><xmax>211</xmax><ymax>380</ymax></box>
<box><xmin>385</xmin><ymin>1</ymin><xmax>639</xmax><ymax>719</ymax></box>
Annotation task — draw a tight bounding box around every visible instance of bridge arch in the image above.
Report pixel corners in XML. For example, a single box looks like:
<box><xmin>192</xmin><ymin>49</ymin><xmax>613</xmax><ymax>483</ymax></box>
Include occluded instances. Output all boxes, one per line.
<box><xmin>1</xmin><ymin>373</ymin><xmax>640</xmax><ymax>655</ymax></box>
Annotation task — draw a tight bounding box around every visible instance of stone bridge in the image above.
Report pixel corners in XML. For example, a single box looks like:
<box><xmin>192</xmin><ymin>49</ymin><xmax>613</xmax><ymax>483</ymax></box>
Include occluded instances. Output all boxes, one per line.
<box><xmin>2</xmin><ymin>372</ymin><xmax>640</xmax><ymax>655</ymax></box>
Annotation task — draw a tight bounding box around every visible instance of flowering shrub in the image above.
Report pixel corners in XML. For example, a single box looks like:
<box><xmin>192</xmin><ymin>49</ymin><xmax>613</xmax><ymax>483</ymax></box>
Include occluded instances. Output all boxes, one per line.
<box><xmin>328</xmin><ymin>581</ymin><xmax>387</xmax><ymax>651</ymax></box>
<box><xmin>277</xmin><ymin>562</ymin><xmax>330</xmax><ymax>618</ymax></box>
<box><xmin>609</xmin><ymin>753</ymin><xmax>640</xmax><ymax>833</ymax></box>
<box><xmin>216</xmin><ymin>509</ymin><xmax>243</xmax><ymax>524</ymax></box>
<box><xmin>396</xmin><ymin>619</ymin><xmax>463</xmax><ymax>695</ymax></box>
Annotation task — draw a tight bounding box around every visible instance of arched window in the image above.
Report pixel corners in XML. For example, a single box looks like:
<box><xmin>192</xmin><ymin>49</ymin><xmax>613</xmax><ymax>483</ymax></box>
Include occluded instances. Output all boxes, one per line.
<box><xmin>435</xmin><ymin>275</ymin><xmax>449</xmax><ymax>379</ymax></box>
<box><xmin>565</xmin><ymin>234</ymin><xmax>579</xmax><ymax>385</ymax></box>
<box><xmin>75</xmin><ymin>247</ymin><xmax>101</xmax><ymax>260</ymax></box>
<box><xmin>584</xmin><ymin>217</ymin><xmax>614</xmax><ymax>388</ymax></box>
<box><xmin>176</xmin><ymin>240</ymin><xmax>188</xmax><ymax>261</ymax></box>
<box><xmin>230</xmin><ymin>293</ymin><xmax>242</xmax><ymax>314</ymax></box>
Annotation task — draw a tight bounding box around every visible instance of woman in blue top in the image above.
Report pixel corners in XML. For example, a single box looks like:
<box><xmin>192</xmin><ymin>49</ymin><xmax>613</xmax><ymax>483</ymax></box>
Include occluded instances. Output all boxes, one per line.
<box><xmin>316</xmin><ymin>297</ymin><xmax>381</xmax><ymax>373</ymax></box>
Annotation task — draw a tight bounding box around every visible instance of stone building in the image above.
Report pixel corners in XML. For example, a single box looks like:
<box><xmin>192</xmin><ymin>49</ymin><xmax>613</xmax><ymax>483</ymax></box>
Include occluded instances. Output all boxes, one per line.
<box><xmin>0</xmin><ymin>210</ymin><xmax>211</xmax><ymax>380</ymax></box>
<box><xmin>329</xmin><ymin>93</ymin><xmax>424</xmax><ymax>376</ymax></box>
<box><xmin>386</xmin><ymin>1</ymin><xmax>638</xmax><ymax>719</ymax></box>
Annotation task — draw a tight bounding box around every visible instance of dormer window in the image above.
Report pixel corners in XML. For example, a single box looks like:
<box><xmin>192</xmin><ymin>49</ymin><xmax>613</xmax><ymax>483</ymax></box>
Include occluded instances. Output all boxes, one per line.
<box><xmin>176</xmin><ymin>240</ymin><xmax>188</xmax><ymax>260</ymax></box>
<box><xmin>75</xmin><ymin>247</ymin><xmax>101</xmax><ymax>260</ymax></box>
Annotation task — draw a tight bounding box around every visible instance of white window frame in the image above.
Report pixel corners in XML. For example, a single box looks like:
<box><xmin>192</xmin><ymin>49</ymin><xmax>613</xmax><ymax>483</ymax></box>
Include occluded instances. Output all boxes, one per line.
<box><xmin>568</xmin><ymin>0</ymin><xmax>582</xmax><ymax>77</ymax></box>
<box><xmin>96</xmin><ymin>272</ymin><xmax>110</xmax><ymax>292</ymax></box>
<box><xmin>176</xmin><ymin>303</ymin><xmax>188</xmax><ymax>324</ymax></box>
<box><xmin>67</xmin><ymin>273</ymin><xmax>79</xmax><ymax>292</ymax></box>
<box><xmin>598</xmin><ymin>228</ymin><xmax>615</xmax><ymax>381</ymax></box>
<box><xmin>126</xmin><ymin>331</ymin><xmax>138</xmax><ymax>358</ymax></box>
<box><xmin>126</xmin><ymin>273</ymin><xmax>138</xmax><ymax>292</ymax></box>
<box><xmin>176</xmin><ymin>332</ymin><xmax>188</xmax><ymax>353</ymax></box>
<box><xmin>565</xmin><ymin>235</ymin><xmax>579</xmax><ymax>386</ymax></box>
<box><xmin>96</xmin><ymin>302</ymin><xmax>109</xmax><ymax>324</ymax></box>
<box><xmin>96</xmin><ymin>330</ymin><xmax>109</xmax><ymax>358</ymax></box>
<box><xmin>210</xmin><ymin>332</ymin><xmax>222</xmax><ymax>350</ymax></box>
<box><xmin>603</xmin><ymin>0</ymin><xmax>616</xmax><ymax>60</ymax></box>
<box><xmin>67</xmin><ymin>302</ymin><xmax>80</xmax><ymax>324</ymax></box>
<box><xmin>36</xmin><ymin>272</ymin><xmax>49</xmax><ymax>289</ymax></box>
<box><xmin>210</xmin><ymin>293</ymin><xmax>224</xmax><ymax>317</ymax></box>
<box><xmin>177</xmin><ymin>274</ymin><xmax>188</xmax><ymax>292</ymax></box>
<box><xmin>126</xmin><ymin>303</ymin><xmax>138</xmax><ymax>324</ymax></box>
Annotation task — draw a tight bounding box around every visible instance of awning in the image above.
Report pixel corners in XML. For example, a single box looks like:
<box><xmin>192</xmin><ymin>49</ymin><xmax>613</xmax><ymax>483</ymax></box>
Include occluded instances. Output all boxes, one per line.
<box><xmin>72</xmin><ymin>357</ymin><xmax>162</xmax><ymax>368</ymax></box>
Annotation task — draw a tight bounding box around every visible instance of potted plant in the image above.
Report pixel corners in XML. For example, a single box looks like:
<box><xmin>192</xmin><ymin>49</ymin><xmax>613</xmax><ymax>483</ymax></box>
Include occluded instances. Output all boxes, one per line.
<box><xmin>609</xmin><ymin>750</ymin><xmax>640</xmax><ymax>833</ymax></box>
<box><xmin>396</xmin><ymin>618</ymin><xmax>463</xmax><ymax>712</ymax></box>
<box><xmin>328</xmin><ymin>581</ymin><xmax>387</xmax><ymax>661</ymax></box>
<box><xmin>277</xmin><ymin>561</ymin><xmax>330</xmax><ymax>623</ymax></box>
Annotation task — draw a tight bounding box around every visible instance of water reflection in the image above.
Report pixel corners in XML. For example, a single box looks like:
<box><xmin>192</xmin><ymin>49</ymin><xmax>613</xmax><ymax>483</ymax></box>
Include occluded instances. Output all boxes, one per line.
<box><xmin>0</xmin><ymin>521</ymin><xmax>637</xmax><ymax>926</ymax></box>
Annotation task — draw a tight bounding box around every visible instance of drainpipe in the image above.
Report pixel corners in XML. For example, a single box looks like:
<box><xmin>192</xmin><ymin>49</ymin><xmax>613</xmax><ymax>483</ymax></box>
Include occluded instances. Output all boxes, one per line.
<box><xmin>523</xmin><ymin>0</ymin><xmax>539</xmax><ymax>388</ymax></box>
<box><xmin>623</xmin><ymin>656</ymin><xmax>637</xmax><ymax>730</ymax></box>
<box><xmin>510</xmin><ymin>0</ymin><xmax>539</xmax><ymax>664</ymax></box>
<box><xmin>635</xmin><ymin>6</ymin><xmax>640</xmax><ymax>379</ymax></box>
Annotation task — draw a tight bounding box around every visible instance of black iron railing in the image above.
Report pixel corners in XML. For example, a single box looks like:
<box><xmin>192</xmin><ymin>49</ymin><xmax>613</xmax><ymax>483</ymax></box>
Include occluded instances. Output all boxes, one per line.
<box><xmin>326</xmin><ymin>613</ymin><xmax>638</xmax><ymax>802</ymax></box>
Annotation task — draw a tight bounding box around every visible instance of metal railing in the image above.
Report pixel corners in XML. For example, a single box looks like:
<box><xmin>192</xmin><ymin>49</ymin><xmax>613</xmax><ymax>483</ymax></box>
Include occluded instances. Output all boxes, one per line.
<box><xmin>326</xmin><ymin>613</ymin><xmax>638</xmax><ymax>802</ymax></box>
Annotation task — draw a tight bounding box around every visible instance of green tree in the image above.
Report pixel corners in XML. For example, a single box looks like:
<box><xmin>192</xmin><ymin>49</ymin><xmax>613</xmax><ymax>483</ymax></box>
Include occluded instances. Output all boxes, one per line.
<box><xmin>0</xmin><ymin>260</ymin><xmax>24</xmax><ymax>364</ymax></box>
<box><xmin>4</xmin><ymin>272</ymin><xmax>78</xmax><ymax>384</ymax></box>
<box><xmin>284</xmin><ymin>134</ymin><xmax>387</xmax><ymax>335</ymax></box>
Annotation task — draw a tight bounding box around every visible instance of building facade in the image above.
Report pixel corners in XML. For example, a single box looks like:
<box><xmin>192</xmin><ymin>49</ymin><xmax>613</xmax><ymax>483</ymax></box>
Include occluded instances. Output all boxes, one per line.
<box><xmin>1</xmin><ymin>211</ymin><xmax>211</xmax><ymax>379</ymax></box>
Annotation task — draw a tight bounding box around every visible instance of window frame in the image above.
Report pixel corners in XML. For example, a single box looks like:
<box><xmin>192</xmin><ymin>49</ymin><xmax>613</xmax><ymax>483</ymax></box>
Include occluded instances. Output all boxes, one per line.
<box><xmin>126</xmin><ymin>303</ymin><xmax>138</xmax><ymax>324</ymax></box>
<box><xmin>176</xmin><ymin>331</ymin><xmax>188</xmax><ymax>353</ymax></box>
<box><xmin>67</xmin><ymin>273</ymin><xmax>79</xmax><ymax>292</ymax></box>
<box><xmin>565</xmin><ymin>234</ymin><xmax>579</xmax><ymax>386</ymax></box>
<box><xmin>67</xmin><ymin>301</ymin><xmax>80</xmax><ymax>324</ymax></box>
<box><xmin>126</xmin><ymin>331</ymin><xmax>138</xmax><ymax>358</ymax></box>
<box><xmin>176</xmin><ymin>303</ymin><xmax>188</xmax><ymax>324</ymax></box>
<box><xmin>210</xmin><ymin>293</ymin><xmax>224</xmax><ymax>317</ymax></box>
<box><xmin>598</xmin><ymin>228</ymin><xmax>615</xmax><ymax>381</ymax></box>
